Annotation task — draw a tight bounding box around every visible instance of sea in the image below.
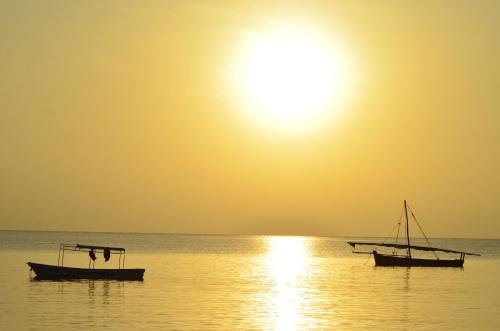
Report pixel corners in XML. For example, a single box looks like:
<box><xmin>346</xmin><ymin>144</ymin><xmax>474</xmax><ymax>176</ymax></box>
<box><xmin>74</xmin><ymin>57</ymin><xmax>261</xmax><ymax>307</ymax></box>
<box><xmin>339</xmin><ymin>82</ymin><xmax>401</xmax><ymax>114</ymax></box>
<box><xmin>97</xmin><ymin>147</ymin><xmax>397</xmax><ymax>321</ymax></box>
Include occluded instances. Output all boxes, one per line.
<box><xmin>0</xmin><ymin>230</ymin><xmax>499</xmax><ymax>330</ymax></box>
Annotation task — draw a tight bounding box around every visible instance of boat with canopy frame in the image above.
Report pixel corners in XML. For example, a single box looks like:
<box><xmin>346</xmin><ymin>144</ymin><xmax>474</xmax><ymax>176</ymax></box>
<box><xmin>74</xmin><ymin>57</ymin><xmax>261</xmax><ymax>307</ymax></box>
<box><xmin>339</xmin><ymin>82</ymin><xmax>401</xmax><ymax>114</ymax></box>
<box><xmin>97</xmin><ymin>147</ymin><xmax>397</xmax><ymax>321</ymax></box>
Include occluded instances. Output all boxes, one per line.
<box><xmin>28</xmin><ymin>244</ymin><xmax>145</xmax><ymax>280</ymax></box>
<box><xmin>347</xmin><ymin>201</ymin><xmax>480</xmax><ymax>267</ymax></box>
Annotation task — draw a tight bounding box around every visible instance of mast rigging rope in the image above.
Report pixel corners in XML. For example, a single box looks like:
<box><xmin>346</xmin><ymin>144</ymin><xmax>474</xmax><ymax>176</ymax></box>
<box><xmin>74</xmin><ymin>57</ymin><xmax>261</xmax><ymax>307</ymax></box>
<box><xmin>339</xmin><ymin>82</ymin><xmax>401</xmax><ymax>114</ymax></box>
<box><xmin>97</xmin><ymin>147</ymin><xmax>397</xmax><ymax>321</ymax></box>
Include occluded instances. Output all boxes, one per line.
<box><xmin>407</xmin><ymin>205</ymin><xmax>440</xmax><ymax>260</ymax></box>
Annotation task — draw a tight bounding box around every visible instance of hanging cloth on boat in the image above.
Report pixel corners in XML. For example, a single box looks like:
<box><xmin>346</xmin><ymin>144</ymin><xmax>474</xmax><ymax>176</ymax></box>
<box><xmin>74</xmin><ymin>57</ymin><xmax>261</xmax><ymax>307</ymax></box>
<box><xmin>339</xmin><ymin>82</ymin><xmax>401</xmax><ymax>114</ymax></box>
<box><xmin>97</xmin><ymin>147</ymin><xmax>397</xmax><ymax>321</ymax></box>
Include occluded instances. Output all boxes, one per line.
<box><xmin>89</xmin><ymin>249</ymin><xmax>97</xmax><ymax>261</ymax></box>
<box><xmin>103</xmin><ymin>248</ymin><xmax>111</xmax><ymax>262</ymax></box>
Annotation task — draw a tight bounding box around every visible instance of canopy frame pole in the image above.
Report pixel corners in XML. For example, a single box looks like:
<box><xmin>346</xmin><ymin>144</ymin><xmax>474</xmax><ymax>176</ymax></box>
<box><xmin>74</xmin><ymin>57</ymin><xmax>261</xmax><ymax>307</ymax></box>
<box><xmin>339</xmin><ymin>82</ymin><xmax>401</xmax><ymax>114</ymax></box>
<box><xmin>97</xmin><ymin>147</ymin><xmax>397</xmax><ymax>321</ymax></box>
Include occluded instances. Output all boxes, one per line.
<box><xmin>404</xmin><ymin>200</ymin><xmax>412</xmax><ymax>260</ymax></box>
<box><xmin>58</xmin><ymin>244</ymin><xmax>62</xmax><ymax>266</ymax></box>
<box><xmin>61</xmin><ymin>247</ymin><xmax>65</xmax><ymax>267</ymax></box>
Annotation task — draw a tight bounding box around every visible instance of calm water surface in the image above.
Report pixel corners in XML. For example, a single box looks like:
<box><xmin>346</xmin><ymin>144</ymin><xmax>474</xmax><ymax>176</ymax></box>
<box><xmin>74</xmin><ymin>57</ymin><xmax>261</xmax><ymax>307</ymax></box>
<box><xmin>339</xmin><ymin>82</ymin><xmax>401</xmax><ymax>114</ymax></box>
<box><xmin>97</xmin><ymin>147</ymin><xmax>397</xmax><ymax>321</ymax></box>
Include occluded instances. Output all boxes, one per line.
<box><xmin>0</xmin><ymin>231</ymin><xmax>499</xmax><ymax>330</ymax></box>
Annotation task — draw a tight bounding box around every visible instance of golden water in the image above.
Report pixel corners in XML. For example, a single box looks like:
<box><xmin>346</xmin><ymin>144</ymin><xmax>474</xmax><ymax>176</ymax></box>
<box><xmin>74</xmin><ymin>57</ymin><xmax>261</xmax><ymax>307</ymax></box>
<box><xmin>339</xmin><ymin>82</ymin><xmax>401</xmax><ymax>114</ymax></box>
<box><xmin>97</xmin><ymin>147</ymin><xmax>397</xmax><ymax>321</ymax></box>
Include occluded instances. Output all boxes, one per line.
<box><xmin>0</xmin><ymin>231</ymin><xmax>498</xmax><ymax>330</ymax></box>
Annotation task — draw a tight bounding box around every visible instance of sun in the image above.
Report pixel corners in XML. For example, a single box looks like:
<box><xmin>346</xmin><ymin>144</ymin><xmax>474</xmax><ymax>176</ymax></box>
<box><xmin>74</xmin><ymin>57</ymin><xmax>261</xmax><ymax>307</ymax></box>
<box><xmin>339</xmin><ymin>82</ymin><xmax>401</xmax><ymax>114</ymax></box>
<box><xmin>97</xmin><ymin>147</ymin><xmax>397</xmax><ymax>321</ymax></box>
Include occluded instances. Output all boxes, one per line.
<box><xmin>228</xmin><ymin>25</ymin><xmax>354</xmax><ymax>135</ymax></box>
<box><xmin>247</xmin><ymin>32</ymin><xmax>334</xmax><ymax>124</ymax></box>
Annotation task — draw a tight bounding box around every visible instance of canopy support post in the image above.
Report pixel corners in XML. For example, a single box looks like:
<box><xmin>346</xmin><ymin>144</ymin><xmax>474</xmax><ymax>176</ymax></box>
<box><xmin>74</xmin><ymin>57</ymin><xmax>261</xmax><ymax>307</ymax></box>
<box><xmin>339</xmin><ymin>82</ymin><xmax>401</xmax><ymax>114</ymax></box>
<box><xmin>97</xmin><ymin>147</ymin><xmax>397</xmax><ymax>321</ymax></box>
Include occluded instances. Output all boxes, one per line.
<box><xmin>58</xmin><ymin>245</ymin><xmax>62</xmax><ymax>266</ymax></box>
<box><xmin>404</xmin><ymin>200</ymin><xmax>412</xmax><ymax>260</ymax></box>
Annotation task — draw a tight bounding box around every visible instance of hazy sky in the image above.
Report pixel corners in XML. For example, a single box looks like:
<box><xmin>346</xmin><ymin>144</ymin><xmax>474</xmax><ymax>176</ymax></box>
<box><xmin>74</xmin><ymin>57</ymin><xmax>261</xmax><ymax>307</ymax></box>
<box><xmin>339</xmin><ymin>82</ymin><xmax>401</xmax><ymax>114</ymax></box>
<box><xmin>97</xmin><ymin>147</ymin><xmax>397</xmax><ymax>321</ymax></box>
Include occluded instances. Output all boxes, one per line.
<box><xmin>1</xmin><ymin>1</ymin><xmax>499</xmax><ymax>237</ymax></box>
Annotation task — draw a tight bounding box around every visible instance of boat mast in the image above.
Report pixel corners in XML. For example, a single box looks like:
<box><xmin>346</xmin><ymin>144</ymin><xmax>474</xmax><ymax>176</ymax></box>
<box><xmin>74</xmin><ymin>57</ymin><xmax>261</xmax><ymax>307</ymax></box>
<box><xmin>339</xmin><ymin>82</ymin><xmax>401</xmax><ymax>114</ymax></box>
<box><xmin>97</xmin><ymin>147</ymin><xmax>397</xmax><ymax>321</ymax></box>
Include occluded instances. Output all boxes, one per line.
<box><xmin>404</xmin><ymin>200</ymin><xmax>412</xmax><ymax>259</ymax></box>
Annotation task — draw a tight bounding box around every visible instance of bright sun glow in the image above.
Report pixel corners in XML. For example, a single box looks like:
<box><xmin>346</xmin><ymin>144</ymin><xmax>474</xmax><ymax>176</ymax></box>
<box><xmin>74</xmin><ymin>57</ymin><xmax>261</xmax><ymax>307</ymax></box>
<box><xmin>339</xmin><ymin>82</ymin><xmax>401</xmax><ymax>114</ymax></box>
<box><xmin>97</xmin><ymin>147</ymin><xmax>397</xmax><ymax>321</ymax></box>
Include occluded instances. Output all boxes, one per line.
<box><xmin>228</xmin><ymin>24</ymin><xmax>354</xmax><ymax>135</ymax></box>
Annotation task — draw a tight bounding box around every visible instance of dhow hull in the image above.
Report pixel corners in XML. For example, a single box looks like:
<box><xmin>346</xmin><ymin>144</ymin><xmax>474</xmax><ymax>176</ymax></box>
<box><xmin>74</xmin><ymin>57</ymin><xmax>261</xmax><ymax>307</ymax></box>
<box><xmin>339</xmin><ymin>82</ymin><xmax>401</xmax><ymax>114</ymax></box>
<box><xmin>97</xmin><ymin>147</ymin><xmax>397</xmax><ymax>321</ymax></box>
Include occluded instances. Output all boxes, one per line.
<box><xmin>373</xmin><ymin>252</ymin><xmax>464</xmax><ymax>268</ymax></box>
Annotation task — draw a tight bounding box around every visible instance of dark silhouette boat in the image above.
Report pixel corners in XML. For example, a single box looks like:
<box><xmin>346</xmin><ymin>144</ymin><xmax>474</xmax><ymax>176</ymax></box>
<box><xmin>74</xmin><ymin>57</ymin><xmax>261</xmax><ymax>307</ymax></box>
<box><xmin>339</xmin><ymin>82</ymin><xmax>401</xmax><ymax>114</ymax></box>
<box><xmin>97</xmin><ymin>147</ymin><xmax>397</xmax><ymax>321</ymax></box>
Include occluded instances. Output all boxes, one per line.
<box><xmin>348</xmin><ymin>201</ymin><xmax>480</xmax><ymax>267</ymax></box>
<box><xmin>28</xmin><ymin>244</ymin><xmax>145</xmax><ymax>280</ymax></box>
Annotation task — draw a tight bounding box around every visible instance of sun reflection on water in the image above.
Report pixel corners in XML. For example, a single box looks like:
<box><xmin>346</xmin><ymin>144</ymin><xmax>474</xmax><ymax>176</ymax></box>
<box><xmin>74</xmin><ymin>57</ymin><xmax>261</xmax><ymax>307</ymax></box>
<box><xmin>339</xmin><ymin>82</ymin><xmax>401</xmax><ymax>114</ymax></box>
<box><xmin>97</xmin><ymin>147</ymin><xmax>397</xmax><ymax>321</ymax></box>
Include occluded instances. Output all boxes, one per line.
<box><xmin>264</xmin><ymin>236</ymin><xmax>315</xmax><ymax>331</ymax></box>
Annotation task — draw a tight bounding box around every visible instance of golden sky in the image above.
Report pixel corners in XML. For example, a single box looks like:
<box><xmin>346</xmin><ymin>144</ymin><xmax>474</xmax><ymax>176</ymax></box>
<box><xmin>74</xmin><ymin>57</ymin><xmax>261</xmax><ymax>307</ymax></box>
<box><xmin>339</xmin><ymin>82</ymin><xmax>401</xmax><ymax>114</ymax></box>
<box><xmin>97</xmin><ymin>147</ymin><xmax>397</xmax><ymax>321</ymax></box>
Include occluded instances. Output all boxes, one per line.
<box><xmin>1</xmin><ymin>1</ymin><xmax>499</xmax><ymax>237</ymax></box>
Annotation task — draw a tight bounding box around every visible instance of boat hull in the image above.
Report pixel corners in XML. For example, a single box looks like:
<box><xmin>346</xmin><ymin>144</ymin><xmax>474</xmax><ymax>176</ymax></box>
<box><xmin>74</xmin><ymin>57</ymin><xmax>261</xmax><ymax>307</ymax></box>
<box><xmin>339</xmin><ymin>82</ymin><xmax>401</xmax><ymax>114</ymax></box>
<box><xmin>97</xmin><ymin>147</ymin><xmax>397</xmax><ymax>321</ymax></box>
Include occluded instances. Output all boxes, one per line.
<box><xmin>373</xmin><ymin>252</ymin><xmax>464</xmax><ymax>268</ymax></box>
<box><xmin>28</xmin><ymin>262</ymin><xmax>145</xmax><ymax>280</ymax></box>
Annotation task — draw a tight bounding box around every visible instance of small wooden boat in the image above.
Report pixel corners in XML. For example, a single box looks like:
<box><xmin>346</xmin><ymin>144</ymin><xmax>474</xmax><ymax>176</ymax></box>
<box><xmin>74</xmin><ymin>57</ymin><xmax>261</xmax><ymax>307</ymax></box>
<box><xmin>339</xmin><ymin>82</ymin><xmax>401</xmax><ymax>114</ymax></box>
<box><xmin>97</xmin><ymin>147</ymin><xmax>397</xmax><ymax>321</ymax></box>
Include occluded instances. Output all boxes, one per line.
<box><xmin>348</xmin><ymin>201</ymin><xmax>480</xmax><ymax>267</ymax></box>
<box><xmin>28</xmin><ymin>244</ymin><xmax>145</xmax><ymax>280</ymax></box>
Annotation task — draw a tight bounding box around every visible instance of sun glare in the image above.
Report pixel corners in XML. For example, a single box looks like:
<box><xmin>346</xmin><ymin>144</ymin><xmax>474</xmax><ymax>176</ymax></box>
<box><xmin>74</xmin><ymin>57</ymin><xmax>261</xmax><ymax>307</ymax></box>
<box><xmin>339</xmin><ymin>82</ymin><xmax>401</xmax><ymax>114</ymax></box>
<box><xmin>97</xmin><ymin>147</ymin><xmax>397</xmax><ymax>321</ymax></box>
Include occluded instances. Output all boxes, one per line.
<box><xmin>228</xmin><ymin>25</ymin><xmax>354</xmax><ymax>135</ymax></box>
<box><xmin>264</xmin><ymin>237</ymin><xmax>313</xmax><ymax>331</ymax></box>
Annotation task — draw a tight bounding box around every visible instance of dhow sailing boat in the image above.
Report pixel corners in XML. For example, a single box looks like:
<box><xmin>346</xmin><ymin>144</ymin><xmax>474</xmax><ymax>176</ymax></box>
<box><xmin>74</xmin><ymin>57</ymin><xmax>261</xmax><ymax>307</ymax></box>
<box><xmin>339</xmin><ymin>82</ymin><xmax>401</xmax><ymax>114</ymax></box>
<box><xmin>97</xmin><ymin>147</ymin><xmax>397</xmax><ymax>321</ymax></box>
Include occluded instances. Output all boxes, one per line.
<box><xmin>348</xmin><ymin>201</ymin><xmax>480</xmax><ymax>267</ymax></box>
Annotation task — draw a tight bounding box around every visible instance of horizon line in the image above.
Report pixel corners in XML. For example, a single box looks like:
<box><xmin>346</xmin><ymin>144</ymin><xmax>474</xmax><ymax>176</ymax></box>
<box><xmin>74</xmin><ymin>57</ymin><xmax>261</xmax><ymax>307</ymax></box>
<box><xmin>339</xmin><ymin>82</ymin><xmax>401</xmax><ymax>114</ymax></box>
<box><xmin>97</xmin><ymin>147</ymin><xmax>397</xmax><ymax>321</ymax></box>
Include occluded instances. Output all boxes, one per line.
<box><xmin>0</xmin><ymin>228</ymin><xmax>498</xmax><ymax>240</ymax></box>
